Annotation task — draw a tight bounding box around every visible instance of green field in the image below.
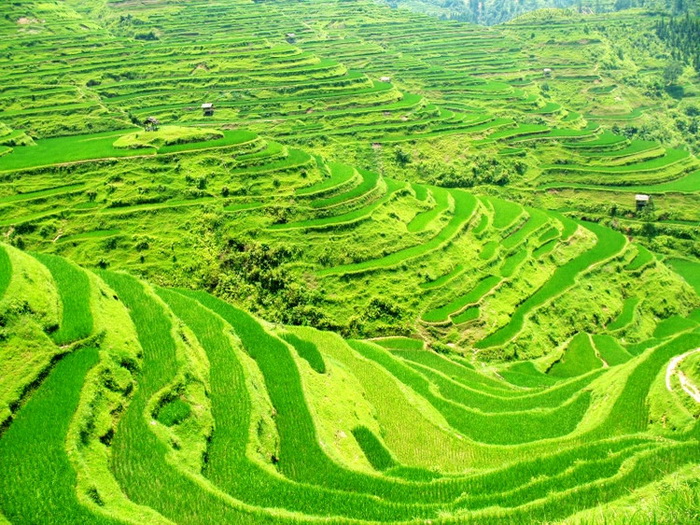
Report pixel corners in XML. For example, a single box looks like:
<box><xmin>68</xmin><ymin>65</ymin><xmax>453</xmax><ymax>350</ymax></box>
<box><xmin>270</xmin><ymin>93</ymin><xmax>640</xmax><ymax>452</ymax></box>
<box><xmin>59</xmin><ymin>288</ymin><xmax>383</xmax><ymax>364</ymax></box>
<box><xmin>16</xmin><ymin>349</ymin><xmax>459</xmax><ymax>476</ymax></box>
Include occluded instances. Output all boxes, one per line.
<box><xmin>1</xmin><ymin>0</ymin><xmax>699</xmax><ymax>523</ymax></box>
<box><xmin>1</xmin><ymin>248</ymin><xmax>698</xmax><ymax>524</ymax></box>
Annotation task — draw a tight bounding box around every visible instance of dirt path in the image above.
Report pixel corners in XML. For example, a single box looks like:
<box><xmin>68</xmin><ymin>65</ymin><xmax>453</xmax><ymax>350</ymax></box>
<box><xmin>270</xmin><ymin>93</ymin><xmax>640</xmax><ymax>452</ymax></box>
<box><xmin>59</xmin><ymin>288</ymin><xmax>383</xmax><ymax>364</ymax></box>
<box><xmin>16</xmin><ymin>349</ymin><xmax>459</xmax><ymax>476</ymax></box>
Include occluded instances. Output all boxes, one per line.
<box><xmin>666</xmin><ymin>348</ymin><xmax>700</xmax><ymax>403</ymax></box>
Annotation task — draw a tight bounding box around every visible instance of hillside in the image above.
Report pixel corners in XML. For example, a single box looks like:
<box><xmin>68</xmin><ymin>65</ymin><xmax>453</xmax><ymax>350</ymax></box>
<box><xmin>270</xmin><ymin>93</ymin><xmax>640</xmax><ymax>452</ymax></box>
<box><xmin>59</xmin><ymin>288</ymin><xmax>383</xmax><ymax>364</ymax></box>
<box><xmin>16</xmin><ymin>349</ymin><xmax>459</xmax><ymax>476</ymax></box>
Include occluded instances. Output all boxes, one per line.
<box><xmin>1</xmin><ymin>244</ymin><xmax>699</xmax><ymax>523</ymax></box>
<box><xmin>390</xmin><ymin>0</ymin><xmax>700</xmax><ymax>25</ymax></box>
<box><xmin>1</xmin><ymin>0</ymin><xmax>700</xmax><ymax>522</ymax></box>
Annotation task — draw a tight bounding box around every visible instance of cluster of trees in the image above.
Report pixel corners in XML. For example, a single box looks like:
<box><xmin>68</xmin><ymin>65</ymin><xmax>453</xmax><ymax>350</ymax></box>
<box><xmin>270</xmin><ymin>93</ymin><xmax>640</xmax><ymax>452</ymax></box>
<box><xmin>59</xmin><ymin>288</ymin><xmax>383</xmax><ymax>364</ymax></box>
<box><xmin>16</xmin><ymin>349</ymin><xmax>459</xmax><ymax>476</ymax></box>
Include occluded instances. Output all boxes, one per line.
<box><xmin>655</xmin><ymin>16</ymin><xmax>700</xmax><ymax>74</ymax></box>
<box><xmin>394</xmin><ymin>147</ymin><xmax>527</xmax><ymax>188</ymax></box>
<box><xmin>391</xmin><ymin>0</ymin><xmax>698</xmax><ymax>25</ymax></box>
<box><xmin>199</xmin><ymin>238</ymin><xmax>333</xmax><ymax>328</ymax></box>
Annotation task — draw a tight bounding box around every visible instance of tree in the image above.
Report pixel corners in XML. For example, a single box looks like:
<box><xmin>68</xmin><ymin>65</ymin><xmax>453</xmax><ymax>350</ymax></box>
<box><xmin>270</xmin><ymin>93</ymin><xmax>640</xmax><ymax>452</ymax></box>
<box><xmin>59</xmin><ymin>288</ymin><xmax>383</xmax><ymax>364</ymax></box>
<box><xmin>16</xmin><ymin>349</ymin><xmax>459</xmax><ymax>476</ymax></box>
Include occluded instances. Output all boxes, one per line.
<box><xmin>394</xmin><ymin>147</ymin><xmax>411</xmax><ymax>167</ymax></box>
<box><xmin>663</xmin><ymin>61</ymin><xmax>683</xmax><ymax>85</ymax></box>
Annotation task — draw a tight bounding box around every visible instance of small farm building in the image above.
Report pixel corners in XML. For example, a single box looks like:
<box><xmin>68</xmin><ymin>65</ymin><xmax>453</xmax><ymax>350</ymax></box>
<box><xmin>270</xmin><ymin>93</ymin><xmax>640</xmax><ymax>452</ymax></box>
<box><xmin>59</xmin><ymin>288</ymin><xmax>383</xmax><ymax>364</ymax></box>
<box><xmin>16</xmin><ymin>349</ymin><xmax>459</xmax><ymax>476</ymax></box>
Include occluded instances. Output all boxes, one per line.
<box><xmin>202</xmin><ymin>103</ymin><xmax>214</xmax><ymax>116</ymax></box>
<box><xmin>380</xmin><ymin>76</ymin><xmax>392</xmax><ymax>83</ymax></box>
<box><xmin>144</xmin><ymin>116</ymin><xmax>160</xmax><ymax>131</ymax></box>
<box><xmin>635</xmin><ymin>194</ymin><xmax>651</xmax><ymax>211</ymax></box>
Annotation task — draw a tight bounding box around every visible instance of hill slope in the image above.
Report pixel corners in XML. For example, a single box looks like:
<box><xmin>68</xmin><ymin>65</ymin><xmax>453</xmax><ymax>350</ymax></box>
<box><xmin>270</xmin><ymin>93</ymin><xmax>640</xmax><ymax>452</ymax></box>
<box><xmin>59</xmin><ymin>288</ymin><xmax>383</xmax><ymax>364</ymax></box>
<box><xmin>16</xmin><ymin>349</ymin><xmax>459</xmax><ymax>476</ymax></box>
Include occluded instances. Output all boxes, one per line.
<box><xmin>1</xmin><ymin>128</ymin><xmax>696</xmax><ymax>359</ymax></box>
<box><xmin>390</xmin><ymin>0</ymin><xmax>700</xmax><ymax>26</ymax></box>
<box><xmin>1</xmin><ymin>1</ymin><xmax>700</xmax><ymax>522</ymax></box>
<box><xmin>1</xmin><ymin>244</ymin><xmax>699</xmax><ymax>523</ymax></box>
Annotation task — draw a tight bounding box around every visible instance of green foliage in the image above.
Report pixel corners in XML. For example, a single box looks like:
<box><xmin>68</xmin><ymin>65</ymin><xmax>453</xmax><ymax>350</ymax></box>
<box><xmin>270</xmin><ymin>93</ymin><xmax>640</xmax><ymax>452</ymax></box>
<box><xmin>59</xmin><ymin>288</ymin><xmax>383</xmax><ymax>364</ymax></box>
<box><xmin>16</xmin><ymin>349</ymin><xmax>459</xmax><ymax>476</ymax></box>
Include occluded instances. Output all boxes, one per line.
<box><xmin>1</xmin><ymin>250</ymin><xmax>699</xmax><ymax>522</ymax></box>
<box><xmin>478</xmin><ymin>221</ymin><xmax>627</xmax><ymax>349</ymax></box>
<box><xmin>156</xmin><ymin>398</ymin><xmax>191</xmax><ymax>427</ymax></box>
<box><xmin>656</xmin><ymin>16</ymin><xmax>700</xmax><ymax>74</ymax></box>
<box><xmin>1</xmin><ymin>0</ymin><xmax>700</xmax><ymax>519</ymax></box>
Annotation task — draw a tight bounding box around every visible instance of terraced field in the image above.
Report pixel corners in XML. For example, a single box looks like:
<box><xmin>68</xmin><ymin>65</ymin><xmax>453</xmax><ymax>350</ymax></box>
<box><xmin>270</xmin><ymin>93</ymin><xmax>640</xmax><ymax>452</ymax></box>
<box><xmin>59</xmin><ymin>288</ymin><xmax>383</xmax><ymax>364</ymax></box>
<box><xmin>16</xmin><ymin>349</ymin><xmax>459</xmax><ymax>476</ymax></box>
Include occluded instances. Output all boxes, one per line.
<box><xmin>1</xmin><ymin>0</ymin><xmax>700</xmax><ymax>523</ymax></box>
<box><xmin>2</xmin><ymin>125</ymin><xmax>695</xmax><ymax>356</ymax></box>
<box><xmin>1</xmin><ymin>245</ymin><xmax>699</xmax><ymax>524</ymax></box>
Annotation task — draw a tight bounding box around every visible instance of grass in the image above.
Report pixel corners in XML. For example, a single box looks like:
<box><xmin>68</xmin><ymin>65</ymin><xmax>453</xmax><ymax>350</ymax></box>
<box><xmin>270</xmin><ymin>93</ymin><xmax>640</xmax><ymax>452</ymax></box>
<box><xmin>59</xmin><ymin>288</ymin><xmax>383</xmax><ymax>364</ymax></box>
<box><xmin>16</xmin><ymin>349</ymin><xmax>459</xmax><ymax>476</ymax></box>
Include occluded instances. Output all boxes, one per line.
<box><xmin>592</xmin><ymin>335</ymin><xmax>631</xmax><ymax>366</ymax></box>
<box><xmin>405</xmin><ymin>359</ymin><xmax>601</xmax><ymax>412</ymax></box>
<box><xmin>607</xmin><ymin>297</ymin><xmax>639</xmax><ymax>331</ymax></box>
<box><xmin>591</xmin><ymin>333</ymin><xmax>700</xmax><ymax>438</ymax></box>
<box><xmin>580</xmin><ymin>140</ymin><xmax>659</xmax><ymax>158</ymax></box>
<box><xmin>420</xmin><ymin>264</ymin><xmax>464</xmax><ymax>290</ymax></box>
<box><xmin>498</xmin><ymin>361</ymin><xmax>561</xmax><ymax>388</ymax></box>
<box><xmin>549</xmin><ymin>334</ymin><xmax>602</xmax><ymax>378</ymax></box>
<box><xmin>625</xmin><ymin>246</ymin><xmax>654</xmax><ymax>271</ymax></box>
<box><xmin>310</xmin><ymin>169</ymin><xmax>380</xmax><ymax>209</ymax></box>
<box><xmin>666</xmin><ymin>258</ymin><xmax>700</xmax><ymax>294</ymax></box>
<box><xmin>0</xmin><ymin>245</ymin><xmax>10</xmax><ymax>300</ymax></box>
<box><xmin>0</xmin><ymin>183</ymin><xmax>85</xmax><ymax>206</ymax></box>
<box><xmin>0</xmin><ymin>129</ymin><xmax>255</xmax><ymax>171</ymax></box>
<box><xmin>533</xmin><ymin>239</ymin><xmax>557</xmax><ymax>258</ymax></box>
<box><xmin>541</xmin><ymin>169</ymin><xmax>700</xmax><ymax>193</ymax></box>
<box><xmin>2</xmin><ymin>1</ymin><xmax>700</xmax><ymax>521</ymax></box>
<box><xmin>371</xmin><ymin>337</ymin><xmax>424</xmax><ymax>350</ymax></box>
<box><xmin>564</xmin><ymin>131</ymin><xmax>627</xmax><ymax>149</ymax></box>
<box><xmin>0</xmin><ymin>347</ymin><xmax>117</xmax><ymax>524</ymax></box>
<box><xmin>407</xmin><ymin>186</ymin><xmax>449</xmax><ymax>233</ymax></box>
<box><xmin>0</xmin><ymin>130</ymin><xmax>146</xmax><ymax>171</ymax></box>
<box><xmin>351</xmin><ymin>426</ymin><xmax>396</xmax><ymax>471</ymax></box>
<box><xmin>280</xmin><ymin>332</ymin><xmax>327</xmax><ymax>373</ymax></box>
<box><xmin>422</xmin><ymin>276</ymin><xmax>500</xmax><ymax>323</ymax></box>
<box><xmin>113</xmin><ymin>126</ymin><xmax>223</xmax><ymax>150</ymax></box>
<box><xmin>157</xmin><ymin>289</ymin><xmax>431</xmax><ymax>521</ymax></box>
<box><xmin>653</xmin><ymin>316</ymin><xmax>699</xmax><ymax>339</ymax></box>
<box><xmin>319</xmin><ymin>189</ymin><xmax>477</xmax><ymax>275</ymax></box>
<box><xmin>499</xmin><ymin>249</ymin><xmax>528</xmax><ymax>277</ymax></box>
<box><xmin>271</xmin><ymin>178</ymin><xmax>403</xmax><ymax>230</ymax></box>
<box><xmin>32</xmin><ymin>253</ymin><xmax>93</xmax><ymax>345</ymax></box>
<box><xmin>156</xmin><ymin>398</ymin><xmax>192</xmax><ymax>427</ymax></box>
<box><xmin>181</xmin><ymin>290</ymin><xmax>473</xmax><ymax>508</ymax></box>
<box><xmin>479</xmin><ymin>241</ymin><xmax>499</xmax><ymax>260</ymax></box>
<box><xmin>488</xmin><ymin>197</ymin><xmax>523</xmax><ymax>229</ymax></box>
<box><xmin>477</xmin><ymin>221</ymin><xmax>626</xmax><ymax>348</ymax></box>
<box><xmin>350</xmin><ymin>340</ymin><xmax>592</xmax><ymax>445</ymax></box>
<box><xmin>546</xmin><ymin>148</ymin><xmax>690</xmax><ymax>174</ymax></box>
<box><xmin>452</xmin><ymin>306</ymin><xmax>480</xmax><ymax>324</ymax></box>
<box><xmin>296</xmin><ymin>162</ymin><xmax>356</xmax><ymax>196</ymax></box>
<box><xmin>97</xmin><ymin>272</ymin><xmax>271</xmax><ymax>524</ymax></box>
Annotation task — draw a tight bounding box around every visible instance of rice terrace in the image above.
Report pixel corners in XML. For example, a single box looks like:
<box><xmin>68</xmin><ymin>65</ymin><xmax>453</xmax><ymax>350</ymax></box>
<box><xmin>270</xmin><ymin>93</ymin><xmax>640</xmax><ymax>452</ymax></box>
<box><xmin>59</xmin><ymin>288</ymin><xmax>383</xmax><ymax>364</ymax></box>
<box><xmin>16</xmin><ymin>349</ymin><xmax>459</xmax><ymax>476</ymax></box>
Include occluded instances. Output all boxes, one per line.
<box><xmin>1</xmin><ymin>0</ymin><xmax>700</xmax><ymax>523</ymax></box>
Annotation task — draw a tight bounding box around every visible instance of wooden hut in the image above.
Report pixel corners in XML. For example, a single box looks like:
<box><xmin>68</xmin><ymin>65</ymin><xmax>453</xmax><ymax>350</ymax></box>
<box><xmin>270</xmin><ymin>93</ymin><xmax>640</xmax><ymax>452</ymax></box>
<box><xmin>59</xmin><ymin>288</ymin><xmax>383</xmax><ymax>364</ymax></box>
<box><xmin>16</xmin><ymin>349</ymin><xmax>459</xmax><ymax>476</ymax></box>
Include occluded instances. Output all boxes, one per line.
<box><xmin>635</xmin><ymin>194</ymin><xmax>652</xmax><ymax>211</ymax></box>
<box><xmin>144</xmin><ymin>116</ymin><xmax>160</xmax><ymax>131</ymax></box>
<box><xmin>201</xmin><ymin>103</ymin><xmax>214</xmax><ymax>117</ymax></box>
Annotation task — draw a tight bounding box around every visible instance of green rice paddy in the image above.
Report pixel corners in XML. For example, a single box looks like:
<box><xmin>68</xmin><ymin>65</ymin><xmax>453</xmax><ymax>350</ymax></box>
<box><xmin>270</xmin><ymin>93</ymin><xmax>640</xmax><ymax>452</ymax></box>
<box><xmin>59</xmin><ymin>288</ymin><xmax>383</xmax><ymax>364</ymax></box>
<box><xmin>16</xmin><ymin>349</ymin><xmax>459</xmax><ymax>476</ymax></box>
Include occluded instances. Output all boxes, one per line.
<box><xmin>1</xmin><ymin>0</ymin><xmax>699</xmax><ymax>523</ymax></box>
